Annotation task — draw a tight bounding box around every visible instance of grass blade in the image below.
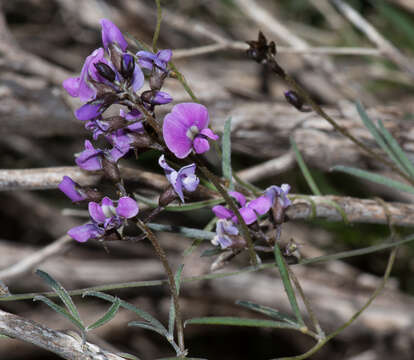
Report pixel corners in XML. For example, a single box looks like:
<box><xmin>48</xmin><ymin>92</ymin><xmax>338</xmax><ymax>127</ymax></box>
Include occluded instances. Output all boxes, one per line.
<box><xmin>87</xmin><ymin>297</ymin><xmax>121</xmax><ymax>331</ymax></box>
<box><xmin>291</xmin><ymin>137</ymin><xmax>321</xmax><ymax>195</ymax></box>
<box><xmin>356</xmin><ymin>102</ymin><xmax>403</xmax><ymax>171</ymax></box>
<box><xmin>274</xmin><ymin>243</ymin><xmax>304</xmax><ymax>326</ymax></box>
<box><xmin>34</xmin><ymin>295</ymin><xmax>84</xmax><ymax>330</ymax></box>
<box><xmin>222</xmin><ymin>117</ymin><xmax>234</xmax><ymax>190</ymax></box>
<box><xmin>377</xmin><ymin>120</ymin><xmax>414</xmax><ymax>178</ymax></box>
<box><xmin>185</xmin><ymin>316</ymin><xmax>299</xmax><ymax>329</ymax></box>
<box><xmin>332</xmin><ymin>165</ymin><xmax>414</xmax><ymax>195</ymax></box>
<box><xmin>36</xmin><ymin>270</ymin><xmax>82</xmax><ymax>324</ymax></box>
<box><xmin>236</xmin><ymin>300</ymin><xmax>298</xmax><ymax>326</ymax></box>
<box><xmin>134</xmin><ymin>193</ymin><xmax>224</xmax><ymax>211</ymax></box>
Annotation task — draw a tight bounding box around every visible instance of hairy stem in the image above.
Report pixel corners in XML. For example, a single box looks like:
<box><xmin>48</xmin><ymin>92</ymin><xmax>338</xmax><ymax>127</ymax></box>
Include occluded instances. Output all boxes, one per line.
<box><xmin>136</xmin><ymin>219</ymin><xmax>185</xmax><ymax>355</ymax></box>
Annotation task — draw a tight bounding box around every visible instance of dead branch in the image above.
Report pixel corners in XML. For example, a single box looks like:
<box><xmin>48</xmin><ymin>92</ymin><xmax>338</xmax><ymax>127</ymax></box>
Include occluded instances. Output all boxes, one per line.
<box><xmin>0</xmin><ymin>309</ymin><xmax>124</xmax><ymax>360</ymax></box>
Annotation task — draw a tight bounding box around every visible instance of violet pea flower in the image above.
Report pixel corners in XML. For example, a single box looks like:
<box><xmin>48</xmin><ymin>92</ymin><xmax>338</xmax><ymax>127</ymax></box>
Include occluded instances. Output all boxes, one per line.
<box><xmin>211</xmin><ymin>219</ymin><xmax>239</xmax><ymax>249</ymax></box>
<box><xmin>63</xmin><ymin>48</ymin><xmax>106</xmax><ymax>102</ymax></box>
<box><xmin>68</xmin><ymin>196</ymin><xmax>139</xmax><ymax>243</ymax></box>
<box><xmin>159</xmin><ymin>155</ymin><xmax>199</xmax><ymax>203</ymax></box>
<box><xmin>58</xmin><ymin>176</ymin><xmax>86</xmax><ymax>203</ymax></box>
<box><xmin>212</xmin><ymin>191</ymin><xmax>272</xmax><ymax>225</ymax></box>
<box><xmin>265</xmin><ymin>184</ymin><xmax>291</xmax><ymax>209</ymax></box>
<box><xmin>163</xmin><ymin>103</ymin><xmax>219</xmax><ymax>159</ymax></box>
<box><xmin>137</xmin><ymin>49</ymin><xmax>172</xmax><ymax>71</ymax></box>
<box><xmin>101</xmin><ymin>19</ymin><xmax>128</xmax><ymax>52</ymax></box>
<box><xmin>75</xmin><ymin>140</ymin><xmax>105</xmax><ymax>171</ymax></box>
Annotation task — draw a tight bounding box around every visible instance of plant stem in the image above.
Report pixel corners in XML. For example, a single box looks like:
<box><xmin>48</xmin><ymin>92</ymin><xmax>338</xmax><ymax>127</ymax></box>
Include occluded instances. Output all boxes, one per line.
<box><xmin>194</xmin><ymin>159</ymin><xmax>258</xmax><ymax>266</ymax></box>
<box><xmin>152</xmin><ymin>0</ymin><xmax>162</xmax><ymax>52</ymax></box>
<box><xmin>136</xmin><ymin>219</ymin><xmax>186</xmax><ymax>356</ymax></box>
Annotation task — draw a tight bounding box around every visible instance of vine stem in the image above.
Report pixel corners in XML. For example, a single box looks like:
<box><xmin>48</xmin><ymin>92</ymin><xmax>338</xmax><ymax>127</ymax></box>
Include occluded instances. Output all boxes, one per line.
<box><xmin>152</xmin><ymin>0</ymin><xmax>162</xmax><ymax>52</ymax></box>
<box><xmin>136</xmin><ymin>219</ymin><xmax>186</xmax><ymax>356</ymax></box>
<box><xmin>193</xmin><ymin>158</ymin><xmax>258</xmax><ymax>266</ymax></box>
<box><xmin>277</xmin><ymin>68</ymin><xmax>414</xmax><ymax>187</ymax></box>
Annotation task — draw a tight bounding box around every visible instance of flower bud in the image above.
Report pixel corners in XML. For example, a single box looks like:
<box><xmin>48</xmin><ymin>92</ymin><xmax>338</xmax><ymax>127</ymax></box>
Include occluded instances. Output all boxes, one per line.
<box><xmin>149</xmin><ymin>67</ymin><xmax>168</xmax><ymax>90</ymax></box>
<box><xmin>102</xmin><ymin>157</ymin><xmax>121</xmax><ymax>183</ymax></box>
<box><xmin>94</xmin><ymin>62</ymin><xmax>116</xmax><ymax>82</ymax></box>
<box><xmin>121</xmin><ymin>54</ymin><xmax>135</xmax><ymax>80</ymax></box>
<box><xmin>284</xmin><ymin>90</ymin><xmax>310</xmax><ymax>112</ymax></box>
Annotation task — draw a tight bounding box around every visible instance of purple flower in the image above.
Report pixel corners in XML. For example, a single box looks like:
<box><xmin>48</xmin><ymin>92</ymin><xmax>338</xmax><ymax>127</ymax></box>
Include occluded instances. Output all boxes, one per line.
<box><xmin>159</xmin><ymin>155</ymin><xmax>199</xmax><ymax>202</ymax></box>
<box><xmin>151</xmin><ymin>91</ymin><xmax>172</xmax><ymax>105</ymax></box>
<box><xmin>68</xmin><ymin>196</ymin><xmax>139</xmax><ymax>242</ymax></box>
<box><xmin>211</xmin><ymin>219</ymin><xmax>239</xmax><ymax>249</ymax></box>
<box><xmin>101</xmin><ymin>19</ymin><xmax>128</xmax><ymax>52</ymax></box>
<box><xmin>212</xmin><ymin>191</ymin><xmax>272</xmax><ymax>225</ymax></box>
<box><xmin>75</xmin><ymin>140</ymin><xmax>104</xmax><ymax>171</ymax></box>
<box><xmin>163</xmin><ymin>103</ymin><xmax>219</xmax><ymax>159</ymax></box>
<box><xmin>75</xmin><ymin>102</ymin><xmax>103</xmax><ymax>121</ymax></box>
<box><xmin>265</xmin><ymin>184</ymin><xmax>291</xmax><ymax>209</ymax></box>
<box><xmin>85</xmin><ymin>119</ymin><xmax>110</xmax><ymax>140</ymax></box>
<box><xmin>137</xmin><ymin>49</ymin><xmax>172</xmax><ymax>71</ymax></box>
<box><xmin>58</xmin><ymin>176</ymin><xmax>86</xmax><ymax>203</ymax></box>
<box><xmin>63</xmin><ymin>48</ymin><xmax>105</xmax><ymax>102</ymax></box>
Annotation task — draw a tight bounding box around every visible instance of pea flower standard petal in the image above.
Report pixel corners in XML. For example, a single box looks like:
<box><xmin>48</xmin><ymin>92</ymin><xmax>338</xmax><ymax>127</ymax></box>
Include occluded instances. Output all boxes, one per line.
<box><xmin>58</xmin><ymin>176</ymin><xmax>86</xmax><ymax>203</ymax></box>
<box><xmin>212</xmin><ymin>191</ymin><xmax>272</xmax><ymax>225</ymax></box>
<box><xmin>100</xmin><ymin>19</ymin><xmax>128</xmax><ymax>52</ymax></box>
<box><xmin>158</xmin><ymin>155</ymin><xmax>199</xmax><ymax>203</ymax></box>
<box><xmin>265</xmin><ymin>184</ymin><xmax>291</xmax><ymax>209</ymax></box>
<box><xmin>163</xmin><ymin>103</ymin><xmax>219</xmax><ymax>159</ymax></box>
<box><xmin>68</xmin><ymin>196</ymin><xmax>139</xmax><ymax>243</ymax></box>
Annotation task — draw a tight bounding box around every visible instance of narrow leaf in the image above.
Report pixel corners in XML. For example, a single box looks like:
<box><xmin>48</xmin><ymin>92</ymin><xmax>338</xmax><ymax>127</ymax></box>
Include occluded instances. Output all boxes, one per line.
<box><xmin>273</xmin><ymin>243</ymin><xmax>304</xmax><ymax>326</ymax></box>
<box><xmin>128</xmin><ymin>321</ymin><xmax>168</xmax><ymax>336</ymax></box>
<box><xmin>36</xmin><ymin>270</ymin><xmax>82</xmax><ymax>324</ymax></box>
<box><xmin>185</xmin><ymin>316</ymin><xmax>299</xmax><ymax>329</ymax></box>
<box><xmin>86</xmin><ymin>297</ymin><xmax>121</xmax><ymax>331</ymax></box>
<box><xmin>201</xmin><ymin>247</ymin><xmax>223</xmax><ymax>257</ymax></box>
<box><xmin>356</xmin><ymin>102</ymin><xmax>402</xmax><ymax>171</ymax></box>
<box><xmin>236</xmin><ymin>300</ymin><xmax>298</xmax><ymax>326</ymax></box>
<box><xmin>222</xmin><ymin>117</ymin><xmax>234</xmax><ymax>190</ymax></box>
<box><xmin>290</xmin><ymin>138</ymin><xmax>321</xmax><ymax>195</ymax></box>
<box><xmin>34</xmin><ymin>295</ymin><xmax>85</xmax><ymax>330</ymax></box>
<box><xmin>83</xmin><ymin>291</ymin><xmax>168</xmax><ymax>335</ymax></box>
<box><xmin>118</xmin><ymin>353</ymin><xmax>142</xmax><ymax>360</ymax></box>
<box><xmin>332</xmin><ymin>166</ymin><xmax>414</xmax><ymax>195</ymax></box>
<box><xmin>134</xmin><ymin>194</ymin><xmax>224</xmax><ymax>211</ymax></box>
<box><xmin>147</xmin><ymin>223</ymin><xmax>215</xmax><ymax>240</ymax></box>
<box><xmin>183</xmin><ymin>217</ymin><xmax>217</xmax><ymax>256</ymax></box>
<box><xmin>377</xmin><ymin>119</ymin><xmax>414</xmax><ymax>178</ymax></box>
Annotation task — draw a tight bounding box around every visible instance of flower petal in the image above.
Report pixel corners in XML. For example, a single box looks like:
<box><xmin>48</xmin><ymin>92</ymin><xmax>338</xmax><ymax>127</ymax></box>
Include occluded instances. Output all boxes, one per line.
<box><xmin>247</xmin><ymin>196</ymin><xmax>272</xmax><ymax>216</ymax></box>
<box><xmin>100</xmin><ymin>19</ymin><xmax>128</xmax><ymax>51</ymax></box>
<box><xmin>193</xmin><ymin>136</ymin><xmax>210</xmax><ymax>154</ymax></box>
<box><xmin>157</xmin><ymin>49</ymin><xmax>172</xmax><ymax>64</ymax></box>
<box><xmin>163</xmin><ymin>111</ymin><xmax>193</xmax><ymax>159</ymax></box>
<box><xmin>228</xmin><ymin>191</ymin><xmax>246</xmax><ymax>207</ymax></box>
<box><xmin>212</xmin><ymin>205</ymin><xmax>234</xmax><ymax>220</ymax></box>
<box><xmin>58</xmin><ymin>176</ymin><xmax>86</xmax><ymax>202</ymax></box>
<box><xmin>200</xmin><ymin>128</ymin><xmax>219</xmax><ymax>140</ymax></box>
<box><xmin>131</xmin><ymin>64</ymin><xmax>145</xmax><ymax>92</ymax></box>
<box><xmin>173</xmin><ymin>103</ymin><xmax>209</xmax><ymax>130</ymax></box>
<box><xmin>62</xmin><ymin>77</ymin><xmax>81</xmax><ymax>97</ymax></box>
<box><xmin>75</xmin><ymin>103</ymin><xmax>102</xmax><ymax>121</ymax></box>
<box><xmin>88</xmin><ymin>201</ymin><xmax>106</xmax><ymax>224</ymax></box>
<box><xmin>116</xmin><ymin>197</ymin><xmax>139</xmax><ymax>218</ymax></box>
<box><xmin>179</xmin><ymin>163</ymin><xmax>199</xmax><ymax>193</ymax></box>
<box><xmin>68</xmin><ymin>224</ymin><xmax>102</xmax><ymax>242</ymax></box>
<box><xmin>237</xmin><ymin>207</ymin><xmax>257</xmax><ymax>225</ymax></box>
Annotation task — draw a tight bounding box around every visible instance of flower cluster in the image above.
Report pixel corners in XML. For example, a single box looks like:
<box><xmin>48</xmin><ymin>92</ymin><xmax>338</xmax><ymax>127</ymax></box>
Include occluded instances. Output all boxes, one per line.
<box><xmin>211</xmin><ymin>184</ymin><xmax>291</xmax><ymax>249</ymax></box>
<box><xmin>60</xmin><ymin>19</ymin><xmax>223</xmax><ymax>243</ymax></box>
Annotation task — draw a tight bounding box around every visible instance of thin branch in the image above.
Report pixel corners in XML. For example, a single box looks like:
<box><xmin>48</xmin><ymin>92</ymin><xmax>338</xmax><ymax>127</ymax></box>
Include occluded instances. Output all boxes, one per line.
<box><xmin>0</xmin><ymin>309</ymin><xmax>124</xmax><ymax>360</ymax></box>
<box><xmin>331</xmin><ymin>0</ymin><xmax>414</xmax><ymax>79</ymax></box>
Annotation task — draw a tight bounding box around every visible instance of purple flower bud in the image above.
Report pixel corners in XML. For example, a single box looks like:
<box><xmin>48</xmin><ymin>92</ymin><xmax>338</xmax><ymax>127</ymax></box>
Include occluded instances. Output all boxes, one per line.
<box><xmin>159</xmin><ymin>155</ymin><xmax>199</xmax><ymax>203</ymax></box>
<box><xmin>58</xmin><ymin>176</ymin><xmax>86</xmax><ymax>202</ymax></box>
<box><xmin>151</xmin><ymin>91</ymin><xmax>172</xmax><ymax>105</ymax></box>
<box><xmin>94</xmin><ymin>62</ymin><xmax>116</xmax><ymax>82</ymax></box>
<box><xmin>121</xmin><ymin>54</ymin><xmax>135</xmax><ymax>80</ymax></box>
<box><xmin>284</xmin><ymin>91</ymin><xmax>310</xmax><ymax>112</ymax></box>
<box><xmin>163</xmin><ymin>103</ymin><xmax>219</xmax><ymax>159</ymax></box>
<box><xmin>100</xmin><ymin>19</ymin><xmax>128</xmax><ymax>52</ymax></box>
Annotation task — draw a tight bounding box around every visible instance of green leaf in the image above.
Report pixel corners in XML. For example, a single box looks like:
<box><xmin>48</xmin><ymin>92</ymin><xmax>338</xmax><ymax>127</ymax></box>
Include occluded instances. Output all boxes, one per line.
<box><xmin>201</xmin><ymin>247</ymin><xmax>223</xmax><ymax>257</ymax></box>
<box><xmin>183</xmin><ymin>216</ymin><xmax>217</xmax><ymax>256</ymax></box>
<box><xmin>356</xmin><ymin>102</ymin><xmax>403</xmax><ymax>171</ymax></box>
<box><xmin>117</xmin><ymin>353</ymin><xmax>142</xmax><ymax>360</ymax></box>
<box><xmin>35</xmin><ymin>270</ymin><xmax>82</xmax><ymax>325</ymax></box>
<box><xmin>185</xmin><ymin>316</ymin><xmax>299</xmax><ymax>329</ymax></box>
<box><xmin>236</xmin><ymin>300</ymin><xmax>298</xmax><ymax>326</ymax></box>
<box><xmin>168</xmin><ymin>265</ymin><xmax>184</xmax><ymax>336</ymax></box>
<box><xmin>134</xmin><ymin>194</ymin><xmax>224</xmax><ymax>211</ymax></box>
<box><xmin>34</xmin><ymin>295</ymin><xmax>85</xmax><ymax>330</ymax></box>
<box><xmin>83</xmin><ymin>291</ymin><xmax>168</xmax><ymax>335</ymax></box>
<box><xmin>128</xmin><ymin>321</ymin><xmax>168</xmax><ymax>337</ymax></box>
<box><xmin>222</xmin><ymin>117</ymin><xmax>234</xmax><ymax>190</ymax></box>
<box><xmin>290</xmin><ymin>137</ymin><xmax>321</xmax><ymax>196</ymax></box>
<box><xmin>273</xmin><ymin>243</ymin><xmax>304</xmax><ymax>326</ymax></box>
<box><xmin>332</xmin><ymin>166</ymin><xmax>414</xmax><ymax>195</ymax></box>
<box><xmin>377</xmin><ymin>119</ymin><xmax>414</xmax><ymax>178</ymax></box>
<box><xmin>86</xmin><ymin>297</ymin><xmax>121</xmax><ymax>331</ymax></box>
<box><xmin>147</xmin><ymin>223</ymin><xmax>215</xmax><ymax>240</ymax></box>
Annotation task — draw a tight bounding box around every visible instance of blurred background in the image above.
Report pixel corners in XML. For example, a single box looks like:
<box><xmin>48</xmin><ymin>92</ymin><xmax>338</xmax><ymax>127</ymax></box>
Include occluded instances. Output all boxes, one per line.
<box><xmin>0</xmin><ymin>0</ymin><xmax>413</xmax><ymax>359</ymax></box>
